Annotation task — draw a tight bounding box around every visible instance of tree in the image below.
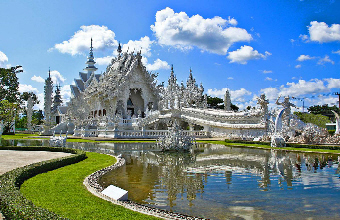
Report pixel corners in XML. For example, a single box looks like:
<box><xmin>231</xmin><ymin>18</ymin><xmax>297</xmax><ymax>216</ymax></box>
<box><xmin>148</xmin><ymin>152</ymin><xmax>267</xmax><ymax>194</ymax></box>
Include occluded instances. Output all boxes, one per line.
<box><xmin>294</xmin><ymin>112</ymin><xmax>330</xmax><ymax>128</ymax></box>
<box><xmin>206</xmin><ymin>95</ymin><xmax>239</xmax><ymax>111</ymax></box>
<box><xmin>0</xmin><ymin>100</ymin><xmax>19</xmax><ymax>133</ymax></box>
<box><xmin>307</xmin><ymin>104</ymin><xmax>339</xmax><ymax>122</ymax></box>
<box><xmin>0</xmin><ymin>66</ymin><xmax>22</xmax><ymax>103</ymax></box>
<box><xmin>0</xmin><ymin>66</ymin><xmax>22</xmax><ymax>133</ymax></box>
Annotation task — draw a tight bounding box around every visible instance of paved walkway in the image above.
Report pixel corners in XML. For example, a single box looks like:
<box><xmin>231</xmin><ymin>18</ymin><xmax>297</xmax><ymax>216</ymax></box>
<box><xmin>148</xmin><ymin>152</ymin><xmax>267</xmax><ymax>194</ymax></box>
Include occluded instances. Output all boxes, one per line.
<box><xmin>0</xmin><ymin>150</ymin><xmax>72</xmax><ymax>175</ymax></box>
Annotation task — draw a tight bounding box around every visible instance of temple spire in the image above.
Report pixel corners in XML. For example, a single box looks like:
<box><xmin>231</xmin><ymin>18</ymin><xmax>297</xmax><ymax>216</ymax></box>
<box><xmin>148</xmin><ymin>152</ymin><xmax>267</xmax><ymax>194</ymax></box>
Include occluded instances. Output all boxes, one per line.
<box><xmin>90</xmin><ymin>38</ymin><xmax>93</xmax><ymax>53</ymax></box>
<box><xmin>117</xmin><ymin>41</ymin><xmax>122</xmax><ymax>54</ymax></box>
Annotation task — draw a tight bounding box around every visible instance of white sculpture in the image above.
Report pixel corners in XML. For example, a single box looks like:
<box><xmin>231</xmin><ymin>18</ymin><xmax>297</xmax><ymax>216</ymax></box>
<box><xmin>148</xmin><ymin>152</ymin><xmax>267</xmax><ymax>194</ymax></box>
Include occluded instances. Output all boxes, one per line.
<box><xmin>42</xmin><ymin>69</ymin><xmax>53</xmax><ymax>135</ymax></box>
<box><xmin>27</xmin><ymin>94</ymin><xmax>33</xmax><ymax>134</ymax></box>
<box><xmin>275</xmin><ymin>95</ymin><xmax>296</xmax><ymax>126</ymax></box>
<box><xmin>224</xmin><ymin>89</ymin><xmax>231</xmax><ymax>111</ymax></box>
<box><xmin>271</xmin><ymin>108</ymin><xmax>286</xmax><ymax>147</ymax></box>
<box><xmin>49</xmin><ymin>131</ymin><xmax>67</xmax><ymax>147</ymax></box>
<box><xmin>331</xmin><ymin>110</ymin><xmax>340</xmax><ymax>135</ymax></box>
<box><xmin>157</xmin><ymin>123</ymin><xmax>196</xmax><ymax>151</ymax></box>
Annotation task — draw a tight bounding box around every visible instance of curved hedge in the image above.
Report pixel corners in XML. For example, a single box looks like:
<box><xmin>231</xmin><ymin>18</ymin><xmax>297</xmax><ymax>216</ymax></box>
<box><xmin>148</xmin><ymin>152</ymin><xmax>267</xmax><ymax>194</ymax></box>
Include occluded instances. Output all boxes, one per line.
<box><xmin>0</xmin><ymin>146</ymin><xmax>86</xmax><ymax>219</ymax></box>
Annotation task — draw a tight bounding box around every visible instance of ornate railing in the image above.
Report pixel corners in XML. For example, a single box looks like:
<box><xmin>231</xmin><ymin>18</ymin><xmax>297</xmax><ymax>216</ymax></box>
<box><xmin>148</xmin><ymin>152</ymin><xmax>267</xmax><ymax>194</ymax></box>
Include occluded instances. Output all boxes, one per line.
<box><xmin>96</xmin><ymin>129</ymin><xmax>209</xmax><ymax>138</ymax></box>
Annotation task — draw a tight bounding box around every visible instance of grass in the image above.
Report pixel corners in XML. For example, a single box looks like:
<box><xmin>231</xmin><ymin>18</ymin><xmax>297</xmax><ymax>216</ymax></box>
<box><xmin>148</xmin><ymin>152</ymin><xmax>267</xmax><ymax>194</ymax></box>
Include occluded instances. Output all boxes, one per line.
<box><xmin>20</xmin><ymin>152</ymin><xmax>159</xmax><ymax>220</ymax></box>
<box><xmin>1</xmin><ymin>133</ymin><xmax>43</xmax><ymax>139</ymax></box>
<box><xmin>66</xmin><ymin>138</ymin><xmax>155</xmax><ymax>143</ymax></box>
<box><xmin>198</xmin><ymin>140</ymin><xmax>340</xmax><ymax>154</ymax></box>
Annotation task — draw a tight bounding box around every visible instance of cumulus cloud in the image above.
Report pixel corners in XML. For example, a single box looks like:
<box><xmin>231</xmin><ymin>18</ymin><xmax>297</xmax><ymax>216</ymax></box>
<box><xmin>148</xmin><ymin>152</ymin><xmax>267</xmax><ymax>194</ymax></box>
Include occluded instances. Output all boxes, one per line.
<box><xmin>150</xmin><ymin>7</ymin><xmax>252</xmax><ymax>55</ymax></box>
<box><xmin>207</xmin><ymin>87</ymin><xmax>252</xmax><ymax>102</ymax></box>
<box><xmin>304</xmin><ymin>21</ymin><xmax>340</xmax><ymax>43</ymax></box>
<box><xmin>260</xmin><ymin>79</ymin><xmax>328</xmax><ymax>101</ymax></box>
<box><xmin>60</xmin><ymin>85</ymin><xmax>72</xmax><ymax>103</ymax></box>
<box><xmin>262</xmin><ymin>70</ymin><xmax>272</xmax><ymax>74</ymax></box>
<box><xmin>317</xmin><ymin>55</ymin><xmax>334</xmax><ymax>65</ymax></box>
<box><xmin>95</xmin><ymin>56</ymin><xmax>113</xmax><ymax>66</ymax></box>
<box><xmin>0</xmin><ymin>51</ymin><xmax>8</xmax><ymax>67</ymax></box>
<box><xmin>297</xmin><ymin>54</ymin><xmax>315</xmax><ymax>61</ymax></box>
<box><xmin>227</xmin><ymin>77</ymin><xmax>234</xmax><ymax>80</ymax></box>
<box><xmin>95</xmin><ymin>36</ymin><xmax>154</xmax><ymax>66</ymax></box>
<box><xmin>51</xmin><ymin>25</ymin><xmax>118</xmax><ymax>55</ymax></box>
<box><xmin>325</xmin><ymin>78</ymin><xmax>340</xmax><ymax>89</ymax></box>
<box><xmin>50</xmin><ymin>70</ymin><xmax>66</xmax><ymax>85</ymax></box>
<box><xmin>295</xmin><ymin>64</ymin><xmax>301</xmax><ymax>68</ymax></box>
<box><xmin>144</xmin><ymin>58</ymin><xmax>170</xmax><ymax>71</ymax></box>
<box><xmin>122</xmin><ymin>36</ymin><xmax>154</xmax><ymax>57</ymax></box>
<box><xmin>227</xmin><ymin>45</ymin><xmax>271</xmax><ymax>64</ymax></box>
<box><xmin>31</xmin><ymin>75</ymin><xmax>45</xmax><ymax>83</ymax></box>
<box><xmin>19</xmin><ymin>84</ymin><xmax>39</xmax><ymax>94</ymax></box>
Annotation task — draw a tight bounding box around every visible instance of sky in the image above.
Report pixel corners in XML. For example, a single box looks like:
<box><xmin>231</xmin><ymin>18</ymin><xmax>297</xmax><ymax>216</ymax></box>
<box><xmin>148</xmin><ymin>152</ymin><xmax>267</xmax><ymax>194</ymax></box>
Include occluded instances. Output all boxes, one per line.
<box><xmin>1</xmin><ymin>0</ymin><xmax>340</xmax><ymax>111</ymax></box>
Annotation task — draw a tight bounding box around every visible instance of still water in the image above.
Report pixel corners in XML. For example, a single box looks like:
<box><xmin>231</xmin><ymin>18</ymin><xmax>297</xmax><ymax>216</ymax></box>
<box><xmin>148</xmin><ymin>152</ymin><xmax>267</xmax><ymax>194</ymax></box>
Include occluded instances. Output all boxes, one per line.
<box><xmin>2</xmin><ymin>139</ymin><xmax>340</xmax><ymax>219</ymax></box>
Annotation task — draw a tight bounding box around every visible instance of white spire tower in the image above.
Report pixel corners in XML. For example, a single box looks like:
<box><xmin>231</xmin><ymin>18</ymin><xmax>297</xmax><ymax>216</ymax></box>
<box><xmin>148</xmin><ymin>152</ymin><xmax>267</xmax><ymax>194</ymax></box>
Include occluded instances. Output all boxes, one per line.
<box><xmin>84</xmin><ymin>38</ymin><xmax>98</xmax><ymax>79</ymax></box>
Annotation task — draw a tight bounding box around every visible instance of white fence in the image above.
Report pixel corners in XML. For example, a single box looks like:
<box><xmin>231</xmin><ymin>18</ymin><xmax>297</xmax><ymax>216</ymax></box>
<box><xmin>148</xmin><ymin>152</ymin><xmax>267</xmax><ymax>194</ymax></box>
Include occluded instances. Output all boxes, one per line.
<box><xmin>74</xmin><ymin>128</ymin><xmax>209</xmax><ymax>138</ymax></box>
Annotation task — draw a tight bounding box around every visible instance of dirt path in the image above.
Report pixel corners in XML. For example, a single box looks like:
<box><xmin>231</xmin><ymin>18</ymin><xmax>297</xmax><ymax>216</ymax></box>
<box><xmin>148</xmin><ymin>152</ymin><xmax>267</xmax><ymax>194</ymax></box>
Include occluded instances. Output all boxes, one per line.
<box><xmin>0</xmin><ymin>150</ymin><xmax>72</xmax><ymax>175</ymax></box>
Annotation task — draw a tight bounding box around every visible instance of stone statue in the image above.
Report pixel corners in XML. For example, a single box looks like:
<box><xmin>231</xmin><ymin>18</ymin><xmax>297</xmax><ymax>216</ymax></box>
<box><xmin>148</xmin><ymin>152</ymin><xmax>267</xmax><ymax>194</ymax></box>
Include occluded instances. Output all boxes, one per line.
<box><xmin>224</xmin><ymin>89</ymin><xmax>231</xmax><ymax>111</ymax></box>
<box><xmin>257</xmin><ymin>94</ymin><xmax>269</xmax><ymax>116</ymax></box>
<box><xmin>275</xmin><ymin>95</ymin><xmax>296</xmax><ymax>126</ymax></box>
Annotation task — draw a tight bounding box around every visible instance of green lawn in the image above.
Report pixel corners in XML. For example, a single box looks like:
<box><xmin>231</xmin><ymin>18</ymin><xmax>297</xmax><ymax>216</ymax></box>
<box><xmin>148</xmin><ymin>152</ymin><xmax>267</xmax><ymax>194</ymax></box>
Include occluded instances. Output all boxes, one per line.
<box><xmin>1</xmin><ymin>133</ymin><xmax>42</xmax><ymax>139</ymax></box>
<box><xmin>20</xmin><ymin>152</ymin><xmax>159</xmax><ymax>220</ymax></box>
<box><xmin>198</xmin><ymin>140</ymin><xmax>340</xmax><ymax>154</ymax></box>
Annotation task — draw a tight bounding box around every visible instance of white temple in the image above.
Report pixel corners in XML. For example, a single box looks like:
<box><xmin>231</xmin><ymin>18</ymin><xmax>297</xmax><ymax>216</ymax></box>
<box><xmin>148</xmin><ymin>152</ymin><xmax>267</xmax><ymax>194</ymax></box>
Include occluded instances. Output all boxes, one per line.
<box><xmin>50</xmin><ymin>40</ymin><xmax>271</xmax><ymax>139</ymax></box>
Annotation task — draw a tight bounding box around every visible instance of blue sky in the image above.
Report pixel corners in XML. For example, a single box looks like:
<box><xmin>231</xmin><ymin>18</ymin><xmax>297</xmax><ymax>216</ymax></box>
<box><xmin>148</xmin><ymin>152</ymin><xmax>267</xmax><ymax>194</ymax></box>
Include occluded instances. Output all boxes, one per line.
<box><xmin>1</xmin><ymin>0</ymin><xmax>340</xmax><ymax>110</ymax></box>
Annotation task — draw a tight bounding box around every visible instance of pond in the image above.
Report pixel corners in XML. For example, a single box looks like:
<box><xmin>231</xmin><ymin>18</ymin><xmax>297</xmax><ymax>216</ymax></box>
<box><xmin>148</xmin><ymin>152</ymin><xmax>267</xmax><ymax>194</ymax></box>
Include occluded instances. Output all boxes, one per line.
<box><xmin>2</xmin><ymin>139</ymin><xmax>340</xmax><ymax>219</ymax></box>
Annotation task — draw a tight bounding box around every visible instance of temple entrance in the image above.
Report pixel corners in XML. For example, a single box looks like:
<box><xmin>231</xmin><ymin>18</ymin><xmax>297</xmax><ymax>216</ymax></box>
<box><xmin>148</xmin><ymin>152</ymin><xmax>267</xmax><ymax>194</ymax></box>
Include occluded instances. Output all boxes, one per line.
<box><xmin>127</xmin><ymin>88</ymin><xmax>144</xmax><ymax>118</ymax></box>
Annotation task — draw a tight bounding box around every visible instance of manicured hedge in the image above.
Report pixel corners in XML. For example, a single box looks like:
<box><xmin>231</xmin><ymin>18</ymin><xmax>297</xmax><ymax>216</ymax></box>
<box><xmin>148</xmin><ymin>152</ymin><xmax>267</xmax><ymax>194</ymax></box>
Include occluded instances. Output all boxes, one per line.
<box><xmin>0</xmin><ymin>146</ymin><xmax>86</xmax><ymax>219</ymax></box>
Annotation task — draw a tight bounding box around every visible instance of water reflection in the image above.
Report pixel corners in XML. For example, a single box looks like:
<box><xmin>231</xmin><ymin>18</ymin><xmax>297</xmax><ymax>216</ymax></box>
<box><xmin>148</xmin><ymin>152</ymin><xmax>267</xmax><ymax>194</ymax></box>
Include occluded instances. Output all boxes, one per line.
<box><xmin>2</xmin><ymin>139</ymin><xmax>340</xmax><ymax>219</ymax></box>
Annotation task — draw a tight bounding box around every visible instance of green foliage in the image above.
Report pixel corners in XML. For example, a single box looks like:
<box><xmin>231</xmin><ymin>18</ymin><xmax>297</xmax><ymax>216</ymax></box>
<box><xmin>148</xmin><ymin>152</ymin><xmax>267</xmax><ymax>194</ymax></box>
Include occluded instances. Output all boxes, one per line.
<box><xmin>294</xmin><ymin>112</ymin><xmax>331</xmax><ymax>128</ymax></box>
<box><xmin>21</xmin><ymin>152</ymin><xmax>158</xmax><ymax>219</ymax></box>
<box><xmin>0</xmin><ymin>146</ymin><xmax>86</xmax><ymax>219</ymax></box>
<box><xmin>0</xmin><ymin>67</ymin><xmax>21</xmax><ymax>103</ymax></box>
<box><xmin>307</xmin><ymin>104</ymin><xmax>339</xmax><ymax>122</ymax></box>
<box><xmin>206</xmin><ymin>95</ymin><xmax>239</xmax><ymax>111</ymax></box>
<box><xmin>0</xmin><ymin>99</ymin><xmax>19</xmax><ymax>133</ymax></box>
<box><xmin>328</xmin><ymin>130</ymin><xmax>335</xmax><ymax>135</ymax></box>
<box><xmin>15</xmin><ymin>110</ymin><xmax>44</xmax><ymax>129</ymax></box>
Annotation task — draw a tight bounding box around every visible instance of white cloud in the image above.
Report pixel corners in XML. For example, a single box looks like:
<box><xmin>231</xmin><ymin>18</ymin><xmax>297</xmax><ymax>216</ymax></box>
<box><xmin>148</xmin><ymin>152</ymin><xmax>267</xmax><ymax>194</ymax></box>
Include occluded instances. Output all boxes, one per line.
<box><xmin>19</xmin><ymin>84</ymin><xmax>39</xmax><ymax>94</ymax></box>
<box><xmin>297</xmin><ymin>54</ymin><xmax>315</xmax><ymax>61</ymax></box>
<box><xmin>325</xmin><ymin>78</ymin><xmax>340</xmax><ymax>89</ymax></box>
<box><xmin>31</xmin><ymin>75</ymin><xmax>45</xmax><ymax>83</ymax></box>
<box><xmin>295</xmin><ymin>64</ymin><xmax>301</xmax><ymax>68</ymax></box>
<box><xmin>60</xmin><ymin>85</ymin><xmax>71</xmax><ymax>103</ymax></box>
<box><xmin>95</xmin><ymin>56</ymin><xmax>114</xmax><ymax>66</ymax></box>
<box><xmin>207</xmin><ymin>87</ymin><xmax>251</xmax><ymax>102</ymax></box>
<box><xmin>0</xmin><ymin>51</ymin><xmax>8</xmax><ymax>67</ymax></box>
<box><xmin>265</xmin><ymin>77</ymin><xmax>277</xmax><ymax>81</ymax></box>
<box><xmin>35</xmin><ymin>93</ymin><xmax>44</xmax><ymax>110</ymax></box>
<box><xmin>280</xmin><ymin>79</ymin><xmax>328</xmax><ymax>97</ymax></box>
<box><xmin>50</xmin><ymin>70</ymin><xmax>66</xmax><ymax>85</ymax></box>
<box><xmin>332</xmin><ymin>50</ymin><xmax>340</xmax><ymax>55</ymax></box>
<box><xmin>317</xmin><ymin>55</ymin><xmax>334</xmax><ymax>65</ymax></box>
<box><xmin>144</xmin><ymin>58</ymin><xmax>170</xmax><ymax>71</ymax></box>
<box><xmin>299</xmin><ymin>34</ymin><xmax>309</xmax><ymax>42</ymax></box>
<box><xmin>227</xmin><ymin>45</ymin><xmax>271</xmax><ymax>64</ymax></box>
<box><xmin>95</xmin><ymin>36</ymin><xmax>154</xmax><ymax>66</ymax></box>
<box><xmin>306</xmin><ymin>21</ymin><xmax>340</xmax><ymax>43</ymax></box>
<box><xmin>51</xmin><ymin>25</ymin><xmax>118</xmax><ymax>55</ymax></box>
<box><xmin>262</xmin><ymin>70</ymin><xmax>272</xmax><ymax>74</ymax></box>
<box><xmin>260</xmin><ymin>87</ymin><xmax>279</xmax><ymax>100</ymax></box>
<box><xmin>227</xmin><ymin>77</ymin><xmax>234</xmax><ymax>80</ymax></box>
<box><xmin>122</xmin><ymin>36</ymin><xmax>154</xmax><ymax>57</ymax></box>
<box><xmin>150</xmin><ymin>7</ymin><xmax>252</xmax><ymax>55</ymax></box>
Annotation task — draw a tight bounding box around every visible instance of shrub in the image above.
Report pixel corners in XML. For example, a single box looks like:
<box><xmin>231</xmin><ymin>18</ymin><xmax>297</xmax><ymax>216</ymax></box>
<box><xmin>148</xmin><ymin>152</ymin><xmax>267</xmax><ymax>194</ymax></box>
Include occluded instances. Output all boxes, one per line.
<box><xmin>0</xmin><ymin>146</ymin><xmax>86</xmax><ymax>219</ymax></box>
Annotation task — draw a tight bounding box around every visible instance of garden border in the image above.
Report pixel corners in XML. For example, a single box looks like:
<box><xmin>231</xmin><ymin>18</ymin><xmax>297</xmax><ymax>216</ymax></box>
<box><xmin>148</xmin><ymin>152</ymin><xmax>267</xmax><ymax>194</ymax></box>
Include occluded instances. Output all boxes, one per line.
<box><xmin>0</xmin><ymin>146</ymin><xmax>86</xmax><ymax>219</ymax></box>
<box><xmin>83</xmin><ymin>155</ymin><xmax>206</xmax><ymax>220</ymax></box>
